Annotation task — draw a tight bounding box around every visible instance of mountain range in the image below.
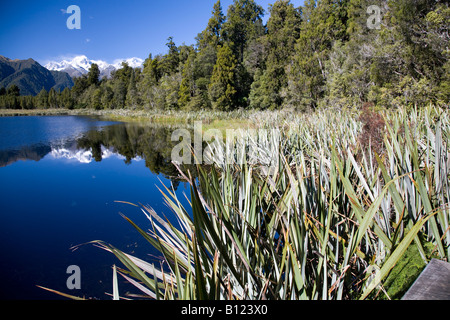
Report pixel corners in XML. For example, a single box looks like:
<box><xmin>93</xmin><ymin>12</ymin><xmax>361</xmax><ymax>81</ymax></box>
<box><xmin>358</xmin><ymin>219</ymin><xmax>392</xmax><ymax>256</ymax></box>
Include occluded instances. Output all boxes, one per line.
<box><xmin>45</xmin><ymin>55</ymin><xmax>144</xmax><ymax>79</ymax></box>
<box><xmin>0</xmin><ymin>56</ymin><xmax>74</xmax><ymax>96</ymax></box>
<box><xmin>0</xmin><ymin>55</ymin><xmax>145</xmax><ymax>96</ymax></box>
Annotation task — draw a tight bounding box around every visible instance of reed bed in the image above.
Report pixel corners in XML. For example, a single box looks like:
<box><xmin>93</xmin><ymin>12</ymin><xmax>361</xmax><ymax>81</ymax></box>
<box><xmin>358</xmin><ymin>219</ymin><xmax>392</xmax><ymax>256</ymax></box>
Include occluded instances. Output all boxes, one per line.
<box><xmin>86</xmin><ymin>106</ymin><xmax>450</xmax><ymax>300</ymax></box>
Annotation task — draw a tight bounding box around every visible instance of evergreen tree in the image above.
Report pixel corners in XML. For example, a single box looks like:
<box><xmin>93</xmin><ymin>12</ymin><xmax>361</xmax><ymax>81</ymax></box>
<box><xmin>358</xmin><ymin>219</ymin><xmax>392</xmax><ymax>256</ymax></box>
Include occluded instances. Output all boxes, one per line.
<box><xmin>286</xmin><ymin>0</ymin><xmax>348</xmax><ymax>109</ymax></box>
<box><xmin>113</xmin><ymin>80</ymin><xmax>127</xmax><ymax>109</ymax></box>
<box><xmin>186</xmin><ymin>1</ymin><xmax>229</xmax><ymax>109</ymax></box>
<box><xmin>222</xmin><ymin>0</ymin><xmax>265</xmax><ymax>62</ymax></box>
<box><xmin>178</xmin><ymin>51</ymin><xmax>197</xmax><ymax>109</ymax></box>
<box><xmin>209</xmin><ymin>43</ymin><xmax>238</xmax><ymax>110</ymax></box>
<box><xmin>7</xmin><ymin>84</ymin><xmax>21</xmax><ymax>97</ymax></box>
<box><xmin>138</xmin><ymin>54</ymin><xmax>162</xmax><ymax>109</ymax></box>
<box><xmin>113</xmin><ymin>62</ymin><xmax>133</xmax><ymax>87</ymax></box>
<box><xmin>159</xmin><ymin>37</ymin><xmax>180</xmax><ymax>75</ymax></box>
<box><xmin>61</xmin><ymin>87</ymin><xmax>74</xmax><ymax>109</ymax></box>
<box><xmin>383</xmin><ymin>0</ymin><xmax>449</xmax><ymax>106</ymax></box>
<box><xmin>48</xmin><ymin>88</ymin><xmax>58</xmax><ymax>108</ymax></box>
<box><xmin>125</xmin><ymin>69</ymin><xmax>141</xmax><ymax>109</ymax></box>
<box><xmin>101</xmin><ymin>85</ymin><xmax>114</xmax><ymax>109</ymax></box>
<box><xmin>36</xmin><ymin>87</ymin><xmax>49</xmax><ymax>109</ymax></box>
<box><xmin>221</xmin><ymin>0</ymin><xmax>266</xmax><ymax>107</ymax></box>
<box><xmin>160</xmin><ymin>73</ymin><xmax>182</xmax><ymax>110</ymax></box>
<box><xmin>192</xmin><ymin>45</ymin><xmax>218</xmax><ymax>109</ymax></box>
<box><xmin>87</xmin><ymin>63</ymin><xmax>101</xmax><ymax>86</ymax></box>
<box><xmin>71</xmin><ymin>75</ymin><xmax>89</xmax><ymax>102</ymax></box>
<box><xmin>250</xmin><ymin>0</ymin><xmax>301</xmax><ymax>109</ymax></box>
<box><xmin>143</xmin><ymin>54</ymin><xmax>161</xmax><ymax>84</ymax></box>
<box><xmin>197</xmin><ymin>0</ymin><xmax>226</xmax><ymax>49</ymax></box>
<box><xmin>91</xmin><ymin>87</ymin><xmax>103</xmax><ymax>110</ymax></box>
<box><xmin>48</xmin><ymin>0</ymin><xmax>447</xmax><ymax>112</ymax></box>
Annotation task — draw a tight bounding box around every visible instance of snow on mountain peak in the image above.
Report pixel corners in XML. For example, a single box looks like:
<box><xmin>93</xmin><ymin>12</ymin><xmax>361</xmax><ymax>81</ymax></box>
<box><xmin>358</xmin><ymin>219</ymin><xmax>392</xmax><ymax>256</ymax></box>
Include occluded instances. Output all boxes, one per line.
<box><xmin>45</xmin><ymin>55</ymin><xmax>144</xmax><ymax>79</ymax></box>
<box><xmin>72</xmin><ymin>55</ymin><xmax>91</xmax><ymax>68</ymax></box>
<box><xmin>113</xmin><ymin>57</ymin><xmax>144</xmax><ymax>69</ymax></box>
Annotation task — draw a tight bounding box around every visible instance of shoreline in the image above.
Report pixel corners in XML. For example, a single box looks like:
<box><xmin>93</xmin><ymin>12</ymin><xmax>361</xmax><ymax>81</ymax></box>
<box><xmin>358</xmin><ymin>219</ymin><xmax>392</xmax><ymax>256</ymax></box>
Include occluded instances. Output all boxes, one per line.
<box><xmin>0</xmin><ymin>108</ymin><xmax>187</xmax><ymax>121</ymax></box>
<box><xmin>0</xmin><ymin>108</ymin><xmax>284</xmax><ymax>131</ymax></box>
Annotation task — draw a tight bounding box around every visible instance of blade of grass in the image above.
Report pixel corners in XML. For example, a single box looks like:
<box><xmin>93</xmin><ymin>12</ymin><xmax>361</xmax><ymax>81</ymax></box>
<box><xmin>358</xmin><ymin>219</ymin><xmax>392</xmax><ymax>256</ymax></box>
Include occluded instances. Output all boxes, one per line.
<box><xmin>113</xmin><ymin>265</ymin><xmax>119</xmax><ymax>300</ymax></box>
<box><xmin>36</xmin><ymin>286</ymin><xmax>86</xmax><ymax>300</ymax></box>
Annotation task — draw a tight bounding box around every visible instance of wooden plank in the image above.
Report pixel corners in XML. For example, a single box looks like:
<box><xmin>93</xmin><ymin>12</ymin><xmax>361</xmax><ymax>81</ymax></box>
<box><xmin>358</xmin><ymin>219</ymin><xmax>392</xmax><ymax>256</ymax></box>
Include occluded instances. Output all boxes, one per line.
<box><xmin>402</xmin><ymin>259</ymin><xmax>450</xmax><ymax>300</ymax></box>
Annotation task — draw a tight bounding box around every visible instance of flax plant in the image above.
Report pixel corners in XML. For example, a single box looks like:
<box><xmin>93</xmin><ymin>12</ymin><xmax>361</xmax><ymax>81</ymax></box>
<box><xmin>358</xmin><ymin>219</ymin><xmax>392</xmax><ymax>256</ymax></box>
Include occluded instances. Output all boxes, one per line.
<box><xmin>45</xmin><ymin>106</ymin><xmax>450</xmax><ymax>300</ymax></box>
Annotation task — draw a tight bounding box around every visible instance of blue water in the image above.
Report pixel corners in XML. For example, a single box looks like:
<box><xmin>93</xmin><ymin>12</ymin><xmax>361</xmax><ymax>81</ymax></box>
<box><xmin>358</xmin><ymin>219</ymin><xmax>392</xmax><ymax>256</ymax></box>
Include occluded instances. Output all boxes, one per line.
<box><xmin>0</xmin><ymin>116</ymin><xmax>190</xmax><ymax>300</ymax></box>
<box><xmin>0</xmin><ymin>116</ymin><xmax>114</xmax><ymax>151</ymax></box>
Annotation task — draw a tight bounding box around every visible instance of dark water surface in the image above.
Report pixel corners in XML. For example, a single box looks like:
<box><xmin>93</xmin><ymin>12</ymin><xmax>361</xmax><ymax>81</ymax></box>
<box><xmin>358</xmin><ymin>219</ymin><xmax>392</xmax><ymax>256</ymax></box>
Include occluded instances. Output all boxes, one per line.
<box><xmin>0</xmin><ymin>115</ymin><xmax>190</xmax><ymax>300</ymax></box>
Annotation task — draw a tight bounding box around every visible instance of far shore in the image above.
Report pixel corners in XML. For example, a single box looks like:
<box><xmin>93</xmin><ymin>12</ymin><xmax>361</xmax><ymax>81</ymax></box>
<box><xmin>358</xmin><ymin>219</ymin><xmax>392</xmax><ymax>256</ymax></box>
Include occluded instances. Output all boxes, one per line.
<box><xmin>0</xmin><ymin>108</ymin><xmax>184</xmax><ymax>120</ymax></box>
<box><xmin>0</xmin><ymin>107</ymin><xmax>272</xmax><ymax>131</ymax></box>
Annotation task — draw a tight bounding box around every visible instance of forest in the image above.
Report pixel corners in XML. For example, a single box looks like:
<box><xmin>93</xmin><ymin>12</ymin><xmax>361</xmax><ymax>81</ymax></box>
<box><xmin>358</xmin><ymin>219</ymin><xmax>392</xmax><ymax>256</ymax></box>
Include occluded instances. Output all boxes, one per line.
<box><xmin>0</xmin><ymin>0</ymin><xmax>449</xmax><ymax>111</ymax></box>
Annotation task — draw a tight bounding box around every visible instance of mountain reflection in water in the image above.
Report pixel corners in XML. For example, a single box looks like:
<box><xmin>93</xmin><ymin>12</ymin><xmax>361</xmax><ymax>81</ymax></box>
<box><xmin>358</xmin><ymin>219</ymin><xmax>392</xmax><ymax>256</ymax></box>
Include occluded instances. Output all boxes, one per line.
<box><xmin>0</xmin><ymin>116</ymin><xmax>195</xmax><ymax>300</ymax></box>
<box><xmin>0</xmin><ymin>119</ymin><xmax>193</xmax><ymax>187</ymax></box>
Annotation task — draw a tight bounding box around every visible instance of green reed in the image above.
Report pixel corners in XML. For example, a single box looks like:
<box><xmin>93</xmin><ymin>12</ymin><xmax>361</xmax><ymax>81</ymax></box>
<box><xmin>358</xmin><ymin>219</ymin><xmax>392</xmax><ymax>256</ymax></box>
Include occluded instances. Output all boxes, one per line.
<box><xmin>43</xmin><ymin>105</ymin><xmax>449</xmax><ymax>300</ymax></box>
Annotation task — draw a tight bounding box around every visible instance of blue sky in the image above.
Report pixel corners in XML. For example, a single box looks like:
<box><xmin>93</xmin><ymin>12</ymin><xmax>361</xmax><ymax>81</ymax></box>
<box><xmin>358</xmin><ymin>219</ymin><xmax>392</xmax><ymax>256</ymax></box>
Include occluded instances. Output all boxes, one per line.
<box><xmin>0</xmin><ymin>0</ymin><xmax>305</xmax><ymax>65</ymax></box>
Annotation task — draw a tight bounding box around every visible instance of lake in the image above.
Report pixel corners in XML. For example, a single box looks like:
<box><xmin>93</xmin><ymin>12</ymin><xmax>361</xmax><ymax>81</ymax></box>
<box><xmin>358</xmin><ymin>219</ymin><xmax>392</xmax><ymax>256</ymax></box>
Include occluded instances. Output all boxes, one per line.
<box><xmin>0</xmin><ymin>115</ymin><xmax>191</xmax><ymax>300</ymax></box>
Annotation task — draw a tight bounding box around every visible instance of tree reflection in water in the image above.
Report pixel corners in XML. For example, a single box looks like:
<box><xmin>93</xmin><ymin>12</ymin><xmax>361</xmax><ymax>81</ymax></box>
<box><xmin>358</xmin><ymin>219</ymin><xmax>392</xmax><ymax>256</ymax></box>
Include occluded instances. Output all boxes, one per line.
<box><xmin>76</xmin><ymin>122</ymin><xmax>198</xmax><ymax>190</ymax></box>
<box><xmin>0</xmin><ymin>120</ymin><xmax>198</xmax><ymax>190</ymax></box>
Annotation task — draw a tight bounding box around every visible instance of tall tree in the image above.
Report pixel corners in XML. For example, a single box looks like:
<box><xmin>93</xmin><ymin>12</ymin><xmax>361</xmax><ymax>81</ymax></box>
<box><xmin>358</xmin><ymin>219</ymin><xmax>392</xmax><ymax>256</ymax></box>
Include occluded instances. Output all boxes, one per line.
<box><xmin>112</xmin><ymin>80</ymin><xmax>127</xmax><ymax>109</ymax></box>
<box><xmin>113</xmin><ymin>62</ymin><xmax>133</xmax><ymax>87</ymax></box>
<box><xmin>126</xmin><ymin>69</ymin><xmax>141</xmax><ymax>109</ymax></box>
<box><xmin>91</xmin><ymin>87</ymin><xmax>103</xmax><ymax>110</ymax></box>
<box><xmin>142</xmin><ymin>54</ymin><xmax>161</xmax><ymax>84</ymax></box>
<box><xmin>138</xmin><ymin>54</ymin><xmax>162</xmax><ymax>109</ymax></box>
<box><xmin>36</xmin><ymin>87</ymin><xmax>49</xmax><ymax>109</ymax></box>
<box><xmin>48</xmin><ymin>88</ymin><xmax>58</xmax><ymax>108</ymax></box>
<box><xmin>87</xmin><ymin>63</ymin><xmax>101</xmax><ymax>86</ymax></box>
<box><xmin>178</xmin><ymin>51</ymin><xmax>197</xmax><ymax>109</ymax></box>
<box><xmin>60</xmin><ymin>87</ymin><xmax>74</xmax><ymax>109</ymax></box>
<box><xmin>208</xmin><ymin>43</ymin><xmax>238</xmax><ymax>110</ymax></box>
<box><xmin>197</xmin><ymin>0</ymin><xmax>226</xmax><ymax>49</ymax></box>
<box><xmin>285</xmin><ymin>0</ymin><xmax>348</xmax><ymax>109</ymax></box>
<box><xmin>193</xmin><ymin>44</ymin><xmax>218</xmax><ymax>109</ymax></box>
<box><xmin>7</xmin><ymin>84</ymin><xmax>20</xmax><ymax>97</ymax></box>
<box><xmin>222</xmin><ymin>0</ymin><xmax>265</xmax><ymax>62</ymax></box>
<box><xmin>71</xmin><ymin>75</ymin><xmax>89</xmax><ymax>103</ymax></box>
<box><xmin>158</xmin><ymin>37</ymin><xmax>180</xmax><ymax>76</ymax></box>
<box><xmin>221</xmin><ymin>0</ymin><xmax>266</xmax><ymax>107</ymax></box>
<box><xmin>250</xmin><ymin>0</ymin><xmax>302</xmax><ymax>109</ymax></box>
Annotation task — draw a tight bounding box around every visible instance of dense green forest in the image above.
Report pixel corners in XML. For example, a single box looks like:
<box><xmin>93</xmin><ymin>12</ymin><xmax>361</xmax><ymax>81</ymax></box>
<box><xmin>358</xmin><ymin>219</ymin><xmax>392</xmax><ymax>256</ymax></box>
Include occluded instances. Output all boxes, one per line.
<box><xmin>1</xmin><ymin>0</ymin><xmax>449</xmax><ymax>111</ymax></box>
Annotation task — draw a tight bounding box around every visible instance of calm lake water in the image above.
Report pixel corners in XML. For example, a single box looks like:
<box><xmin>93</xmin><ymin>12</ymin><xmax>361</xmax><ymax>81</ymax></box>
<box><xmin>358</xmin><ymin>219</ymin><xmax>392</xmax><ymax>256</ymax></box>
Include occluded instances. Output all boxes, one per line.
<box><xmin>0</xmin><ymin>115</ymin><xmax>191</xmax><ymax>300</ymax></box>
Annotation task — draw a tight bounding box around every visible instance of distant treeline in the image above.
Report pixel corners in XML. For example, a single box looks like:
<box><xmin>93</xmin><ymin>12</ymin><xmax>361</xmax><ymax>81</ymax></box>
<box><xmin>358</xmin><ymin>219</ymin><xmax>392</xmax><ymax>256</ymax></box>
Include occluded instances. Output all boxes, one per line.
<box><xmin>1</xmin><ymin>0</ymin><xmax>449</xmax><ymax>111</ymax></box>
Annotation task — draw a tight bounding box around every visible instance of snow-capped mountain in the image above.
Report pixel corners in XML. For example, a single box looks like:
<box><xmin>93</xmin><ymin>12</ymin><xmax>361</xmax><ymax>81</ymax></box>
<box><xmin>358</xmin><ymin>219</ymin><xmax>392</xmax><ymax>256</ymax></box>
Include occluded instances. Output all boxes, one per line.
<box><xmin>49</xmin><ymin>145</ymin><xmax>143</xmax><ymax>164</ymax></box>
<box><xmin>50</xmin><ymin>146</ymin><xmax>119</xmax><ymax>164</ymax></box>
<box><xmin>45</xmin><ymin>55</ymin><xmax>144</xmax><ymax>79</ymax></box>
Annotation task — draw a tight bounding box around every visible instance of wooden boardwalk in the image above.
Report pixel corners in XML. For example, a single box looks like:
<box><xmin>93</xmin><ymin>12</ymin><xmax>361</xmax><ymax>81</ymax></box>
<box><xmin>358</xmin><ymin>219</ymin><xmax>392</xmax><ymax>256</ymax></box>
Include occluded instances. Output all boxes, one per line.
<box><xmin>402</xmin><ymin>259</ymin><xmax>450</xmax><ymax>300</ymax></box>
